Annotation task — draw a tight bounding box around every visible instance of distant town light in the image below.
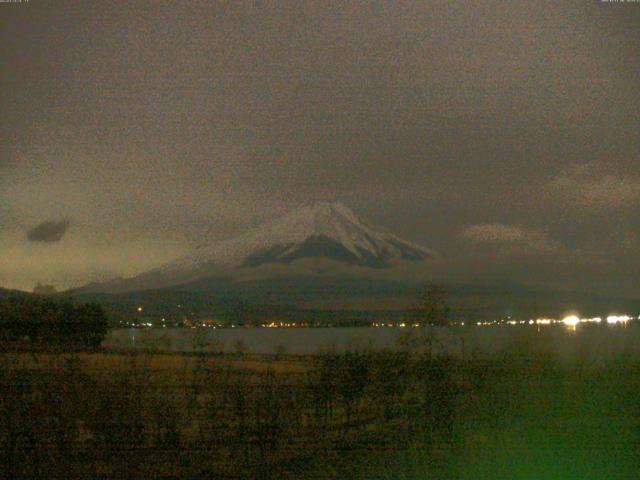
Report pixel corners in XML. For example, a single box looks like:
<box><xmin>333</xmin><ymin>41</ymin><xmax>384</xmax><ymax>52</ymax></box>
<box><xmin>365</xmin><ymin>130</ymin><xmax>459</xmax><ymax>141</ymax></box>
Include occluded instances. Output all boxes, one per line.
<box><xmin>583</xmin><ymin>317</ymin><xmax>601</xmax><ymax>323</ymax></box>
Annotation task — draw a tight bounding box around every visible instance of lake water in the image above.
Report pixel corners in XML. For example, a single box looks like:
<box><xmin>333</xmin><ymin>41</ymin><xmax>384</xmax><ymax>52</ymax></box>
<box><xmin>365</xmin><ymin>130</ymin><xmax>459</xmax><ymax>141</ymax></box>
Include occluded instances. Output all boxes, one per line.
<box><xmin>104</xmin><ymin>324</ymin><xmax>640</xmax><ymax>363</ymax></box>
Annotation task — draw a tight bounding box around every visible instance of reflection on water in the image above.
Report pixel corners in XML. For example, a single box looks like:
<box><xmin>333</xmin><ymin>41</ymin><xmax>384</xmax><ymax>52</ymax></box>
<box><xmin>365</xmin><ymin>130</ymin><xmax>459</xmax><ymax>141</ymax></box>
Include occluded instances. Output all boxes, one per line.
<box><xmin>104</xmin><ymin>323</ymin><xmax>640</xmax><ymax>361</ymax></box>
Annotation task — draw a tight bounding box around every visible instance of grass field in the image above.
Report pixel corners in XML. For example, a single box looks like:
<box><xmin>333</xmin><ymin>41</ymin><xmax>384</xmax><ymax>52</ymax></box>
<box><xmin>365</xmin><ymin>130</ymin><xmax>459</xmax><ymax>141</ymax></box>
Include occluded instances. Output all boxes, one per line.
<box><xmin>1</xmin><ymin>332</ymin><xmax>639</xmax><ymax>479</ymax></box>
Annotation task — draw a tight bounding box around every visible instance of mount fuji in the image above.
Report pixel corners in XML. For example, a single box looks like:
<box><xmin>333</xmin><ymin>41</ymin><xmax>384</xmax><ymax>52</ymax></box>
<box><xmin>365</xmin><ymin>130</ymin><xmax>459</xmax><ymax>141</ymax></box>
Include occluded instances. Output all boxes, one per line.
<box><xmin>78</xmin><ymin>202</ymin><xmax>436</xmax><ymax>294</ymax></box>
<box><xmin>72</xmin><ymin>203</ymin><xmax>640</xmax><ymax>318</ymax></box>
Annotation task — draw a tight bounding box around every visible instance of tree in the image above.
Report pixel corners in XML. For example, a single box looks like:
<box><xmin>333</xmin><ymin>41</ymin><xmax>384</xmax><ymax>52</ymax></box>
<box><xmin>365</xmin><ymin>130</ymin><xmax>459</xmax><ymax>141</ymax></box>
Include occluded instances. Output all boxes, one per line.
<box><xmin>75</xmin><ymin>302</ymin><xmax>109</xmax><ymax>348</ymax></box>
<box><xmin>0</xmin><ymin>296</ymin><xmax>108</xmax><ymax>349</ymax></box>
<box><xmin>398</xmin><ymin>285</ymin><xmax>453</xmax><ymax>358</ymax></box>
<box><xmin>410</xmin><ymin>284</ymin><xmax>452</xmax><ymax>326</ymax></box>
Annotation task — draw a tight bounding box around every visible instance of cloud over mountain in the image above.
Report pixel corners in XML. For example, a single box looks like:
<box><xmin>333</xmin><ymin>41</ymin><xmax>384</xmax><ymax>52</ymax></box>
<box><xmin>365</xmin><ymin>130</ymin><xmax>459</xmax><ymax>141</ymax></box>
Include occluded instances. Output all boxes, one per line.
<box><xmin>461</xmin><ymin>223</ymin><xmax>559</xmax><ymax>253</ymax></box>
<box><xmin>546</xmin><ymin>163</ymin><xmax>640</xmax><ymax>210</ymax></box>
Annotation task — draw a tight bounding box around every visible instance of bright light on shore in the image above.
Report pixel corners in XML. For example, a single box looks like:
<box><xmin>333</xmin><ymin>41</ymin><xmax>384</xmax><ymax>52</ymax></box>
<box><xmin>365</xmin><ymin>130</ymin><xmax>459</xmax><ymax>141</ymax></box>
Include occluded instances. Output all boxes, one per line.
<box><xmin>562</xmin><ymin>315</ymin><xmax>580</xmax><ymax>327</ymax></box>
<box><xmin>607</xmin><ymin>315</ymin><xmax>631</xmax><ymax>324</ymax></box>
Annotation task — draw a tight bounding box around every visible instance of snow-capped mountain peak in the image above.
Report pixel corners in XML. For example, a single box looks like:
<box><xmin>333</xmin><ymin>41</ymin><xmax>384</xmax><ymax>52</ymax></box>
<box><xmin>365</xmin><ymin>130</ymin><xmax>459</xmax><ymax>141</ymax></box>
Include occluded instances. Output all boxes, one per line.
<box><xmin>163</xmin><ymin>201</ymin><xmax>435</xmax><ymax>272</ymax></box>
<box><xmin>77</xmin><ymin>202</ymin><xmax>436</xmax><ymax>293</ymax></box>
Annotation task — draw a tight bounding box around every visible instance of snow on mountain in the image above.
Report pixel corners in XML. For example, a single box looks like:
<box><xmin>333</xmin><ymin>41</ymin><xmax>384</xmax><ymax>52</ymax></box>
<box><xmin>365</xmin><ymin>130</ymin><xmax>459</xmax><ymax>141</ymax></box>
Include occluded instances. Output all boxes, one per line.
<box><xmin>160</xmin><ymin>201</ymin><xmax>436</xmax><ymax>272</ymax></box>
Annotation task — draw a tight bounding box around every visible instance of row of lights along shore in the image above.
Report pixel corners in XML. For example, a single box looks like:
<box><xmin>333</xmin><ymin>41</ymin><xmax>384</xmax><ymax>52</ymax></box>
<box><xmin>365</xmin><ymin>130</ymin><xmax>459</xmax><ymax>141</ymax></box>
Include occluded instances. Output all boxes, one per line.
<box><xmin>131</xmin><ymin>305</ymin><xmax>638</xmax><ymax>329</ymax></box>
<box><xmin>371</xmin><ymin>315</ymin><xmax>639</xmax><ymax>328</ymax></box>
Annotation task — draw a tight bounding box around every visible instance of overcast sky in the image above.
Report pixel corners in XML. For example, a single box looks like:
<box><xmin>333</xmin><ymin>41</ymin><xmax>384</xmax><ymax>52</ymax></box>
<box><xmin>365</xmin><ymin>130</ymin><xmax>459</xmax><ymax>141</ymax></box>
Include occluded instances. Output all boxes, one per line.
<box><xmin>1</xmin><ymin>0</ymin><xmax>639</xmax><ymax>296</ymax></box>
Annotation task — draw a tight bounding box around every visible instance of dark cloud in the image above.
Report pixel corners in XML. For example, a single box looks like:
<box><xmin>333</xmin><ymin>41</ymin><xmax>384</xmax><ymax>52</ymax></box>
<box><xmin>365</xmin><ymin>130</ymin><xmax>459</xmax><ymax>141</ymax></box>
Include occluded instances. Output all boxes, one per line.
<box><xmin>27</xmin><ymin>220</ymin><xmax>70</xmax><ymax>243</ymax></box>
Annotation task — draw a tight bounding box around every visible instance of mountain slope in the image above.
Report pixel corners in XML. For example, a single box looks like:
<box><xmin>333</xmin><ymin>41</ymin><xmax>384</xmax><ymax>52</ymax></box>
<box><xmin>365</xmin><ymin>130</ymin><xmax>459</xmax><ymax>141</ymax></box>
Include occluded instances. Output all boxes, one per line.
<box><xmin>0</xmin><ymin>287</ymin><xmax>29</xmax><ymax>299</ymax></box>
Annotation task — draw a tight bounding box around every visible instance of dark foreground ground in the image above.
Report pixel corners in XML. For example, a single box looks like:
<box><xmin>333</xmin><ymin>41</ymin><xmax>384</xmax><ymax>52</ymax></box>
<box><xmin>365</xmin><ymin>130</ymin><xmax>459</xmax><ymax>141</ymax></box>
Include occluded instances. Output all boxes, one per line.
<box><xmin>1</xmin><ymin>329</ymin><xmax>639</xmax><ymax>479</ymax></box>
